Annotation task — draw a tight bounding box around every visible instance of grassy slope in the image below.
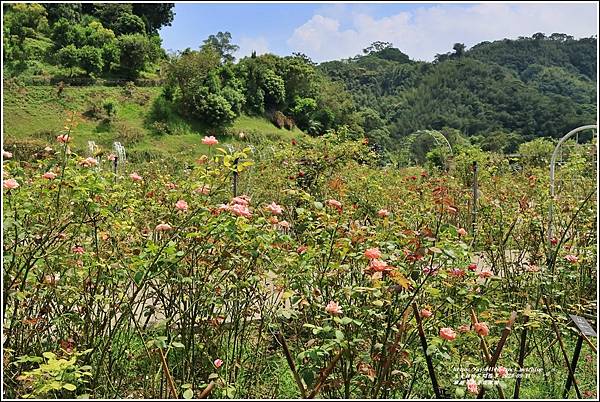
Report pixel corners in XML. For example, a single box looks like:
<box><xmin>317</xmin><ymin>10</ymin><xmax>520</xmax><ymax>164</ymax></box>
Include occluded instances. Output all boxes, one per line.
<box><xmin>3</xmin><ymin>84</ymin><xmax>303</xmax><ymax>160</ymax></box>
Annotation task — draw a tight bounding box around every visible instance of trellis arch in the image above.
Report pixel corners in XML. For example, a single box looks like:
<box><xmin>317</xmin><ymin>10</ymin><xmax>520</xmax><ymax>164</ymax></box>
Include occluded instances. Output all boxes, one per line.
<box><xmin>547</xmin><ymin>124</ymin><xmax>597</xmax><ymax>243</ymax></box>
<box><xmin>407</xmin><ymin>130</ymin><xmax>453</xmax><ymax>155</ymax></box>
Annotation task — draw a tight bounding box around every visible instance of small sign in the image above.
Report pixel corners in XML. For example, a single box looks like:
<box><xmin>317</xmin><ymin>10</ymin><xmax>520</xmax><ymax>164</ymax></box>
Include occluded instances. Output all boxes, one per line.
<box><xmin>569</xmin><ymin>314</ymin><xmax>597</xmax><ymax>337</ymax></box>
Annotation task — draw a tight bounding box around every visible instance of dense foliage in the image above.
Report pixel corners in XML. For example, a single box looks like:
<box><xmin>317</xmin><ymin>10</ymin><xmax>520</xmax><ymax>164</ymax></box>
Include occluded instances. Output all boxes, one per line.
<box><xmin>2</xmin><ymin>125</ymin><xmax>597</xmax><ymax>399</ymax></box>
<box><xmin>3</xmin><ymin>3</ymin><xmax>171</xmax><ymax>78</ymax></box>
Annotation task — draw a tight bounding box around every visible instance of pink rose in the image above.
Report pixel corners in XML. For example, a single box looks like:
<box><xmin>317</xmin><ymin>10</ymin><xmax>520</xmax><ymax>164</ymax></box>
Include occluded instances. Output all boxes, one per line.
<box><xmin>364</xmin><ymin>247</ymin><xmax>382</xmax><ymax>260</ymax></box>
<box><xmin>175</xmin><ymin>200</ymin><xmax>189</xmax><ymax>212</ymax></box>
<box><xmin>420</xmin><ymin>309</ymin><xmax>433</xmax><ymax>318</ymax></box>
<box><xmin>468</xmin><ymin>263</ymin><xmax>478</xmax><ymax>271</ymax></box>
<box><xmin>377</xmin><ymin>209</ymin><xmax>390</xmax><ymax>218</ymax></box>
<box><xmin>231</xmin><ymin>203</ymin><xmax>252</xmax><ymax>218</ymax></box>
<box><xmin>474</xmin><ymin>322</ymin><xmax>490</xmax><ymax>336</ymax></box>
<box><xmin>79</xmin><ymin>157</ymin><xmax>98</xmax><ymax>167</ymax></box>
<box><xmin>214</xmin><ymin>359</ymin><xmax>223</xmax><ymax>368</ymax></box>
<box><xmin>266</xmin><ymin>202</ymin><xmax>283</xmax><ymax>215</ymax></box>
<box><xmin>458</xmin><ymin>324</ymin><xmax>470</xmax><ymax>333</ymax></box>
<box><xmin>478</xmin><ymin>268</ymin><xmax>493</xmax><ymax>278</ymax></box>
<box><xmin>194</xmin><ymin>185</ymin><xmax>210</xmax><ymax>195</ymax></box>
<box><xmin>56</xmin><ymin>134</ymin><xmax>71</xmax><ymax>143</ymax></box>
<box><xmin>107</xmin><ymin>153</ymin><xmax>117</xmax><ymax>161</ymax></box>
<box><xmin>449</xmin><ymin>268</ymin><xmax>465</xmax><ymax>278</ymax></box>
<box><xmin>466</xmin><ymin>378</ymin><xmax>478</xmax><ymax>394</ymax></box>
<box><xmin>155</xmin><ymin>223</ymin><xmax>173</xmax><ymax>232</ymax></box>
<box><xmin>326</xmin><ymin>199</ymin><xmax>342</xmax><ymax>212</ymax></box>
<box><xmin>3</xmin><ymin>150</ymin><xmax>12</xmax><ymax>159</ymax></box>
<box><xmin>202</xmin><ymin>136</ymin><xmax>219</xmax><ymax>146</ymax></box>
<box><xmin>278</xmin><ymin>220</ymin><xmax>290</xmax><ymax>229</ymax></box>
<box><xmin>130</xmin><ymin>172</ymin><xmax>143</xmax><ymax>182</ymax></box>
<box><xmin>3</xmin><ymin>178</ymin><xmax>19</xmax><ymax>190</ymax></box>
<box><xmin>42</xmin><ymin>172</ymin><xmax>57</xmax><ymax>180</ymax></box>
<box><xmin>165</xmin><ymin>182</ymin><xmax>177</xmax><ymax>190</ymax></box>
<box><xmin>369</xmin><ymin>259</ymin><xmax>390</xmax><ymax>272</ymax></box>
<box><xmin>297</xmin><ymin>245</ymin><xmax>308</xmax><ymax>254</ymax></box>
<box><xmin>457</xmin><ymin>228</ymin><xmax>467</xmax><ymax>236</ymax></box>
<box><xmin>439</xmin><ymin>327</ymin><xmax>456</xmax><ymax>341</ymax></box>
<box><xmin>72</xmin><ymin>246</ymin><xmax>85</xmax><ymax>255</ymax></box>
<box><xmin>565</xmin><ymin>254</ymin><xmax>578</xmax><ymax>263</ymax></box>
<box><xmin>232</xmin><ymin>196</ymin><xmax>250</xmax><ymax>206</ymax></box>
<box><xmin>496</xmin><ymin>366</ymin><xmax>508</xmax><ymax>378</ymax></box>
<box><xmin>325</xmin><ymin>301</ymin><xmax>342</xmax><ymax>316</ymax></box>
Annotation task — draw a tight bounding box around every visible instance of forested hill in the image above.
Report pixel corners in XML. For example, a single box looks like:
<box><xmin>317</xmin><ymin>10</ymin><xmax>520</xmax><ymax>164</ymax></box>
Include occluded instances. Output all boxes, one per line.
<box><xmin>2</xmin><ymin>2</ymin><xmax>597</xmax><ymax>155</ymax></box>
<box><xmin>319</xmin><ymin>35</ymin><xmax>597</xmax><ymax>152</ymax></box>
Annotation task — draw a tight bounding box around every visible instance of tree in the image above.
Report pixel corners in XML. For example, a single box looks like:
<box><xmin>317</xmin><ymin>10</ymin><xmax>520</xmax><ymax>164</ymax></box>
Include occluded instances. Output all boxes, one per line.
<box><xmin>92</xmin><ymin>3</ymin><xmax>133</xmax><ymax>31</ymax></box>
<box><xmin>118</xmin><ymin>34</ymin><xmax>151</xmax><ymax>78</ymax></box>
<box><xmin>202</xmin><ymin>32</ymin><xmax>239</xmax><ymax>63</ymax></box>
<box><xmin>131</xmin><ymin>3</ymin><xmax>175</xmax><ymax>34</ymax></box>
<box><xmin>114</xmin><ymin>13</ymin><xmax>146</xmax><ymax>35</ymax></box>
<box><xmin>452</xmin><ymin>43</ymin><xmax>466</xmax><ymax>58</ymax></box>
<box><xmin>78</xmin><ymin>45</ymin><xmax>104</xmax><ymax>76</ymax></box>
<box><xmin>363</xmin><ymin>41</ymin><xmax>393</xmax><ymax>54</ymax></box>
<box><xmin>42</xmin><ymin>3</ymin><xmax>82</xmax><ymax>24</ymax></box>
<box><xmin>56</xmin><ymin>44</ymin><xmax>79</xmax><ymax>76</ymax></box>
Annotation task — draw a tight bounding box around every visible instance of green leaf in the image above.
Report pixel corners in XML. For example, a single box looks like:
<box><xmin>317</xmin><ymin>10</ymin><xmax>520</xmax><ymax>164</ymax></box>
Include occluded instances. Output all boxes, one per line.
<box><xmin>63</xmin><ymin>383</ymin><xmax>77</xmax><ymax>391</ymax></box>
<box><xmin>183</xmin><ymin>389</ymin><xmax>194</xmax><ymax>399</ymax></box>
<box><xmin>335</xmin><ymin>330</ymin><xmax>345</xmax><ymax>341</ymax></box>
<box><xmin>42</xmin><ymin>352</ymin><xmax>56</xmax><ymax>360</ymax></box>
<box><xmin>171</xmin><ymin>342</ymin><xmax>185</xmax><ymax>348</ymax></box>
<box><xmin>134</xmin><ymin>270</ymin><xmax>144</xmax><ymax>286</ymax></box>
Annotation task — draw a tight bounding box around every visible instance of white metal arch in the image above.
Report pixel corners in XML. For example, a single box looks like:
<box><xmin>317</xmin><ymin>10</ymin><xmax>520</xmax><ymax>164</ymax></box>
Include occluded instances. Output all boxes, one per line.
<box><xmin>547</xmin><ymin>124</ymin><xmax>597</xmax><ymax>243</ymax></box>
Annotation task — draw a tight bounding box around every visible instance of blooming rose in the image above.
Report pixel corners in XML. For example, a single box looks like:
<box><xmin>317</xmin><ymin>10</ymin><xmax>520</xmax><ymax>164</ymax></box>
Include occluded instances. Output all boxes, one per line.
<box><xmin>466</xmin><ymin>378</ymin><xmax>478</xmax><ymax>394</ymax></box>
<box><xmin>155</xmin><ymin>223</ymin><xmax>173</xmax><ymax>231</ymax></box>
<box><xmin>449</xmin><ymin>268</ymin><xmax>465</xmax><ymax>278</ymax></box>
<box><xmin>478</xmin><ymin>268</ymin><xmax>493</xmax><ymax>278</ymax></box>
<box><xmin>377</xmin><ymin>209</ymin><xmax>390</xmax><ymax>218</ymax></box>
<box><xmin>458</xmin><ymin>324</ymin><xmax>470</xmax><ymax>333</ymax></box>
<box><xmin>439</xmin><ymin>327</ymin><xmax>456</xmax><ymax>341</ymax></box>
<box><xmin>369</xmin><ymin>259</ymin><xmax>390</xmax><ymax>272</ymax></box>
<box><xmin>232</xmin><ymin>196</ymin><xmax>250</xmax><ymax>206</ymax></box>
<box><xmin>107</xmin><ymin>153</ymin><xmax>117</xmax><ymax>161</ymax></box>
<box><xmin>420</xmin><ymin>309</ymin><xmax>433</xmax><ymax>318</ymax></box>
<box><xmin>175</xmin><ymin>200</ymin><xmax>189</xmax><ymax>212</ymax></box>
<box><xmin>194</xmin><ymin>185</ymin><xmax>210</xmax><ymax>195</ymax></box>
<box><xmin>3</xmin><ymin>178</ymin><xmax>19</xmax><ymax>190</ymax></box>
<box><xmin>214</xmin><ymin>359</ymin><xmax>223</xmax><ymax>368</ymax></box>
<box><xmin>468</xmin><ymin>263</ymin><xmax>478</xmax><ymax>271</ymax></box>
<box><xmin>325</xmin><ymin>301</ymin><xmax>342</xmax><ymax>315</ymax></box>
<box><xmin>3</xmin><ymin>150</ymin><xmax>12</xmax><ymax>159</ymax></box>
<box><xmin>496</xmin><ymin>366</ymin><xmax>508</xmax><ymax>378</ymax></box>
<box><xmin>56</xmin><ymin>134</ymin><xmax>71</xmax><ymax>143</ymax></box>
<box><xmin>266</xmin><ymin>202</ymin><xmax>283</xmax><ymax>215</ymax></box>
<box><xmin>364</xmin><ymin>247</ymin><xmax>382</xmax><ymax>260</ymax></box>
<box><xmin>297</xmin><ymin>245</ymin><xmax>308</xmax><ymax>254</ymax></box>
<box><xmin>202</xmin><ymin>136</ymin><xmax>219</xmax><ymax>146</ymax></box>
<box><xmin>42</xmin><ymin>172</ymin><xmax>57</xmax><ymax>180</ymax></box>
<box><xmin>278</xmin><ymin>220</ymin><xmax>290</xmax><ymax>229</ymax></box>
<box><xmin>457</xmin><ymin>228</ymin><xmax>467</xmax><ymax>236</ymax></box>
<box><xmin>130</xmin><ymin>172</ymin><xmax>143</xmax><ymax>182</ymax></box>
<box><xmin>474</xmin><ymin>322</ymin><xmax>490</xmax><ymax>336</ymax></box>
<box><xmin>79</xmin><ymin>157</ymin><xmax>98</xmax><ymax>167</ymax></box>
<box><xmin>326</xmin><ymin>199</ymin><xmax>342</xmax><ymax>211</ymax></box>
<box><xmin>231</xmin><ymin>203</ymin><xmax>252</xmax><ymax>218</ymax></box>
<box><xmin>565</xmin><ymin>254</ymin><xmax>578</xmax><ymax>263</ymax></box>
<box><xmin>72</xmin><ymin>246</ymin><xmax>85</xmax><ymax>255</ymax></box>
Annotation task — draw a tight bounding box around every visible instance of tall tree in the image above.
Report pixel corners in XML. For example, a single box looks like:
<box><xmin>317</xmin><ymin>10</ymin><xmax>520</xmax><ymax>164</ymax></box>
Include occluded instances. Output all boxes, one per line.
<box><xmin>202</xmin><ymin>31</ymin><xmax>239</xmax><ymax>63</ymax></box>
<box><xmin>131</xmin><ymin>3</ymin><xmax>175</xmax><ymax>34</ymax></box>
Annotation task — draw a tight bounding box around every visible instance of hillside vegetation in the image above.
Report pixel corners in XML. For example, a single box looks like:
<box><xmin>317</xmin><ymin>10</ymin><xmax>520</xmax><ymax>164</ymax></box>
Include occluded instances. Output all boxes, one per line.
<box><xmin>3</xmin><ymin>3</ymin><xmax>598</xmax><ymax>161</ymax></box>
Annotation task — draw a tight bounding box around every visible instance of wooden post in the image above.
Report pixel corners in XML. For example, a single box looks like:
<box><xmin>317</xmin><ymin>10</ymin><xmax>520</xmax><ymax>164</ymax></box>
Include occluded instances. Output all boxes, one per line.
<box><xmin>232</xmin><ymin>157</ymin><xmax>239</xmax><ymax>197</ymax></box>
<box><xmin>564</xmin><ymin>336</ymin><xmax>584</xmax><ymax>398</ymax></box>
<box><xmin>275</xmin><ymin>331</ymin><xmax>307</xmax><ymax>398</ymax></box>
<box><xmin>543</xmin><ymin>297</ymin><xmax>582</xmax><ymax>399</ymax></box>
<box><xmin>471</xmin><ymin>161</ymin><xmax>478</xmax><ymax>236</ymax></box>
<box><xmin>477</xmin><ymin>311</ymin><xmax>517</xmax><ymax>399</ymax></box>
<box><xmin>412</xmin><ymin>302</ymin><xmax>441</xmax><ymax>398</ymax></box>
<box><xmin>514</xmin><ymin>309</ymin><xmax>530</xmax><ymax>399</ymax></box>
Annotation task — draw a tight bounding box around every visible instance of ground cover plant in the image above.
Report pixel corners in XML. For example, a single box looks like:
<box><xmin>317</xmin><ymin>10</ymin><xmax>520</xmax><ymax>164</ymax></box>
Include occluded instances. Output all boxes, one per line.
<box><xmin>2</xmin><ymin>122</ymin><xmax>597</xmax><ymax>399</ymax></box>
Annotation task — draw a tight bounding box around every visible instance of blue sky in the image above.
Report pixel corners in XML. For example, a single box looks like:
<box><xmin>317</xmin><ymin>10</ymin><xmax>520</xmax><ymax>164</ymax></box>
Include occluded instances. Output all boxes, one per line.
<box><xmin>159</xmin><ymin>2</ymin><xmax>598</xmax><ymax>62</ymax></box>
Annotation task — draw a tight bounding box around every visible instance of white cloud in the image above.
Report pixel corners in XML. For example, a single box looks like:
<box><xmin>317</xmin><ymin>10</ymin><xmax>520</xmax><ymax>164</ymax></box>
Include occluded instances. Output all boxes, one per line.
<box><xmin>287</xmin><ymin>3</ymin><xmax>598</xmax><ymax>62</ymax></box>
<box><xmin>236</xmin><ymin>36</ymin><xmax>270</xmax><ymax>59</ymax></box>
